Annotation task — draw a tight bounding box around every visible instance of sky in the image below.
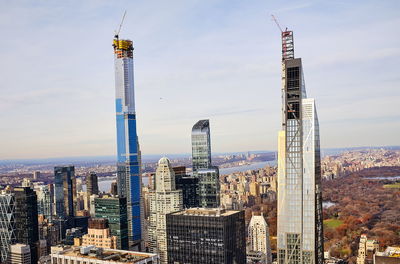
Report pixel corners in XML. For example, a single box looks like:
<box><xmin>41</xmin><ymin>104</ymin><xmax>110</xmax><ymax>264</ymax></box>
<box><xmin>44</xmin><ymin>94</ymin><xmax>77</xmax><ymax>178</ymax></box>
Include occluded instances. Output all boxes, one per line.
<box><xmin>0</xmin><ymin>0</ymin><xmax>399</xmax><ymax>159</ymax></box>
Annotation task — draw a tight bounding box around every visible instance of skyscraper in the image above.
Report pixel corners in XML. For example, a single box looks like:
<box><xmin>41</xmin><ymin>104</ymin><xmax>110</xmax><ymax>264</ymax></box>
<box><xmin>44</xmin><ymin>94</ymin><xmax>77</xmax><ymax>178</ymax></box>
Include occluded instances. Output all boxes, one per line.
<box><xmin>248</xmin><ymin>214</ymin><xmax>272</xmax><ymax>264</ymax></box>
<box><xmin>148</xmin><ymin>158</ymin><xmax>183</xmax><ymax>264</ymax></box>
<box><xmin>85</xmin><ymin>172</ymin><xmax>99</xmax><ymax>210</ymax></box>
<box><xmin>35</xmin><ymin>184</ymin><xmax>53</xmax><ymax>222</ymax></box>
<box><xmin>113</xmin><ymin>32</ymin><xmax>143</xmax><ymax>248</ymax></box>
<box><xmin>191</xmin><ymin>120</ymin><xmax>220</xmax><ymax>208</ymax></box>
<box><xmin>166</xmin><ymin>208</ymin><xmax>246</xmax><ymax>264</ymax></box>
<box><xmin>276</xmin><ymin>30</ymin><xmax>324</xmax><ymax>264</ymax></box>
<box><xmin>13</xmin><ymin>187</ymin><xmax>39</xmax><ymax>264</ymax></box>
<box><xmin>0</xmin><ymin>190</ymin><xmax>16</xmax><ymax>263</ymax></box>
<box><xmin>196</xmin><ymin>167</ymin><xmax>220</xmax><ymax>208</ymax></box>
<box><xmin>191</xmin><ymin>120</ymin><xmax>212</xmax><ymax>171</ymax></box>
<box><xmin>86</xmin><ymin>172</ymin><xmax>99</xmax><ymax>196</ymax></box>
<box><xmin>94</xmin><ymin>196</ymin><xmax>129</xmax><ymax>250</ymax></box>
<box><xmin>54</xmin><ymin>166</ymin><xmax>76</xmax><ymax>219</ymax></box>
<box><xmin>173</xmin><ymin>166</ymin><xmax>199</xmax><ymax>208</ymax></box>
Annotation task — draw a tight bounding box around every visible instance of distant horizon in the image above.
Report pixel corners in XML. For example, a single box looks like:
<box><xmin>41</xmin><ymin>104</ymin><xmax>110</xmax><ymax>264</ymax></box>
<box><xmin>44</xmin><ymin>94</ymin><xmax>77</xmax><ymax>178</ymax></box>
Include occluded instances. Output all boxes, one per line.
<box><xmin>1</xmin><ymin>1</ymin><xmax>399</xmax><ymax>159</ymax></box>
<box><xmin>1</xmin><ymin>145</ymin><xmax>398</xmax><ymax>163</ymax></box>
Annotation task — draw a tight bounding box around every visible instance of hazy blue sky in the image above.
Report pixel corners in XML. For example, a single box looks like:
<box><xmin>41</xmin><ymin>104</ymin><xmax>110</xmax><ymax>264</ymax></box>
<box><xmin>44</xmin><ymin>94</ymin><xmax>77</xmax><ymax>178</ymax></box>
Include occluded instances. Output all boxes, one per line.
<box><xmin>0</xmin><ymin>0</ymin><xmax>399</xmax><ymax>159</ymax></box>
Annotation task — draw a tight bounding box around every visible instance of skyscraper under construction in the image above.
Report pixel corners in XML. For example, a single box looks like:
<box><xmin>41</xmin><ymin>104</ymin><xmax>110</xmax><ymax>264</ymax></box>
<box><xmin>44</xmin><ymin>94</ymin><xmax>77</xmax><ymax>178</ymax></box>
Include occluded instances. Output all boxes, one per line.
<box><xmin>113</xmin><ymin>32</ymin><xmax>143</xmax><ymax>248</ymax></box>
<box><xmin>276</xmin><ymin>29</ymin><xmax>324</xmax><ymax>264</ymax></box>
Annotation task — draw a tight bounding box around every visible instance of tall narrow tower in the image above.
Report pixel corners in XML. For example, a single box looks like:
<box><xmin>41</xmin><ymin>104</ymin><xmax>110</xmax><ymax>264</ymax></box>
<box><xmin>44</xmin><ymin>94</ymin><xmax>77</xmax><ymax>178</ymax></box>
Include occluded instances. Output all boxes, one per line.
<box><xmin>113</xmin><ymin>33</ymin><xmax>143</xmax><ymax>248</ymax></box>
<box><xmin>148</xmin><ymin>157</ymin><xmax>183</xmax><ymax>263</ymax></box>
<box><xmin>191</xmin><ymin>120</ymin><xmax>220</xmax><ymax>208</ymax></box>
<box><xmin>54</xmin><ymin>166</ymin><xmax>76</xmax><ymax>219</ymax></box>
<box><xmin>191</xmin><ymin>120</ymin><xmax>212</xmax><ymax>171</ymax></box>
<box><xmin>277</xmin><ymin>29</ymin><xmax>324</xmax><ymax>264</ymax></box>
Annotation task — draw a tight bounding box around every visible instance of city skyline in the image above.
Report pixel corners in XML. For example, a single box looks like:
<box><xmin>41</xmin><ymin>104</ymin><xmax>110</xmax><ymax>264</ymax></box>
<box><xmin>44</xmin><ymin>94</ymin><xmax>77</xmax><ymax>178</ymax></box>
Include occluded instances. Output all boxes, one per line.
<box><xmin>1</xmin><ymin>0</ymin><xmax>400</xmax><ymax>159</ymax></box>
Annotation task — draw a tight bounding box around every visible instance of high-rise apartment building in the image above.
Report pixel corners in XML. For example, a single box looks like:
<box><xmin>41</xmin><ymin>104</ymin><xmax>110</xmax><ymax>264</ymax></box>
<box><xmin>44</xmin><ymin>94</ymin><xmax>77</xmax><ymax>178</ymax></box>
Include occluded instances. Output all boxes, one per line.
<box><xmin>81</xmin><ymin>218</ymin><xmax>117</xmax><ymax>249</ymax></box>
<box><xmin>86</xmin><ymin>172</ymin><xmax>99</xmax><ymax>210</ymax></box>
<box><xmin>35</xmin><ymin>185</ymin><xmax>53</xmax><ymax>222</ymax></box>
<box><xmin>248</xmin><ymin>214</ymin><xmax>272</xmax><ymax>264</ymax></box>
<box><xmin>113</xmin><ymin>33</ymin><xmax>143</xmax><ymax>248</ymax></box>
<box><xmin>276</xmin><ymin>30</ymin><xmax>324</xmax><ymax>264</ymax></box>
<box><xmin>13</xmin><ymin>187</ymin><xmax>39</xmax><ymax>264</ymax></box>
<box><xmin>356</xmin><ymin>235</ymin><xmax>379</xmax><ymax>264</ymax></box>
<box><xmin>0</xmin><ymin>190</ymin><xmax>16</xmax><ymax>263</ymax></box>
<box><xmin>54</xmin><ymin>166</ymin><xmax>76</xmax><ymax>219</ymax></box>
<box><xmin>191</xmin><ymin>120</ymin><xmax>220</xmax><ymax>208</ymax></box>
<box><xmin>197</xmin><ymin>167</ymin><xmax>220</xmax><ymax>208</ymax></box>
<box><xmin>148</xmin><ymin>158</ymin><xmax>183</xmax><ymax>264</ymax></box>
<box><xmin>166</xmin><ymin>208</ymin><xmax>246</xmax><ymax>264</ymax></box>
<box><xmin>191</xmin><ymin>120</ymin><xmax>212</xmax><ymax>171</ymax></box>
<box><xmin>9</xmin><ymin>244</ymin><xmax>31</xmax><ymax>264</ymax></box>
<box><xmin>94</xmin><ymin>196</ymin><xmax>129</xmax><ymax>250</ymax></box>
<box><xmin>173</xmin><ymin>166</ymin><xmax>199</xmax><ymax>208</ymax></box>
<box><xmin>86</xmin><ymin>172</ymin><xmax>99</xmax><ymax>196</ymax></box>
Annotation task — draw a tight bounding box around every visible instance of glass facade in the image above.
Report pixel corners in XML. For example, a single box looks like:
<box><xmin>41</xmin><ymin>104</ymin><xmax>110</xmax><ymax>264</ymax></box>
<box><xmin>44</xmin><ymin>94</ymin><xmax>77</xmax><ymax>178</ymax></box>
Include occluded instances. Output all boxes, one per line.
<box><xmin>277</xmin><ymin>54</ymin><xmax>323</xmax><ymax>263</ymax></box>
<box><xmin>36</xmin><ymin>184</ymin><xmax>53</xmax><ymax>222</ymax></box>
<box><xmin>197</xmin><ymin>167</ymin><xmax>220</xmax><ymax>208</ymax></box>
<box><xmin>174</xmin><ymin>167</ymin><xmax>199</xmax><ymax>208</ymax></box>
<box><xmin>191</xmin><ymin>120</ymin><xmax>220</xmax><ymax>208</ymax></box>
<box><xmin>0</xmin><ymin>192</ymin><xmax>15</xmax><ymax>263</ymax></box>
<box><xmin>54</xmin><ymin>166</ymin><xmax>76</xmax><ymax>219</ymax></box>
<box><xmin>94</xmin><ymin>197</ymin><xmax>129</xmax><ymax>250</ymax></box>
<box><xmin>113</xmin><ymin>37</ymin><xmax>143</xmax><ymax>246</ymax></box>
<box><xmin>191</xmin><ymin>120</ymin><xmax>212</xmax><ymax>171</ymax></box>
<box><xmin>13</xmin><ymin>187</ymin><xmax>39</xmax><ymax>264</ymax></box>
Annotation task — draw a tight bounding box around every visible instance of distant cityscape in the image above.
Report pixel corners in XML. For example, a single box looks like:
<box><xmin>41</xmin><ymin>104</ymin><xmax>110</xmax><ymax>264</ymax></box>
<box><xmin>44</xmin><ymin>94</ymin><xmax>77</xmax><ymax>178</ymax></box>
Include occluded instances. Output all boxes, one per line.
<box><xmin>0</xmin><ymin>10</ymin><xmax>399</xmax><ymax>264</ymax></box>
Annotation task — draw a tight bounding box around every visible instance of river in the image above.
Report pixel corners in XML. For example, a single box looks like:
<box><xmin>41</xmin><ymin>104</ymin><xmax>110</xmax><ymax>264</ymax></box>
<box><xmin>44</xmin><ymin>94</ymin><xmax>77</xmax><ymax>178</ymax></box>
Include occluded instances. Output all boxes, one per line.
<box><xmin>90</xmin><ymin>160</ymin><xmax>277</xmax><ymax>192</ymax></box>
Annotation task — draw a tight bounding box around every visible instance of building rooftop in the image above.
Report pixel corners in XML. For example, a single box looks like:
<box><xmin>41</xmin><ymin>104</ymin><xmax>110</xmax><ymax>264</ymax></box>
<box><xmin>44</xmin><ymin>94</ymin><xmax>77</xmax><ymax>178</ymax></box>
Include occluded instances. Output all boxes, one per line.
<box><xmin>170</xmin><ymin>207</ymin><xmax>239</xmax><ymax>217</ymax></box>
<box><xmin>192</xmin><ymin>119</ymin><xmax>209</xmax><ymax>132</ymax></box>
<box><xmin>51</xmin><ymin>246</ymin><xmax>157</xmax><ymax>263</ymax></box>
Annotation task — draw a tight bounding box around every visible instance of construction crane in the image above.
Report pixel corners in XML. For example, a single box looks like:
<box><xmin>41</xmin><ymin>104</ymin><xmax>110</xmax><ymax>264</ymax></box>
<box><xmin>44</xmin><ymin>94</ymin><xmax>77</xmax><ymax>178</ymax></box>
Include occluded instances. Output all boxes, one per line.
<box><xmin>271</xmin><ymin>14</ymin><xmax>283</xmax><ymax>33</ymax></box>
<box><xmin>114</xmin><ymin>10</ymin><xmax>127</xmax><ymax>39</ymax></box>
<box><xmin>271</xmin><ymin>14</ymin><xmax>294</xmax><ymax>60</ymax></box>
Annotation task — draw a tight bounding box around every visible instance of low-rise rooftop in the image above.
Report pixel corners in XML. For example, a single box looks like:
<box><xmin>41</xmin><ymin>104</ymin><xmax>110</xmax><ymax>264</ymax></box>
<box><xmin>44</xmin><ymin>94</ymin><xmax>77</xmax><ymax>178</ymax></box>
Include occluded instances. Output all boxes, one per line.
<box><xmin>51</xmin><ymin>246</ymin><xmax>158</xmax><ymax>263</ymax></box>
<box><xmin>170</xmin><ymin>207</ymin><xmax>239</xmax><ymax>217</ymax></box>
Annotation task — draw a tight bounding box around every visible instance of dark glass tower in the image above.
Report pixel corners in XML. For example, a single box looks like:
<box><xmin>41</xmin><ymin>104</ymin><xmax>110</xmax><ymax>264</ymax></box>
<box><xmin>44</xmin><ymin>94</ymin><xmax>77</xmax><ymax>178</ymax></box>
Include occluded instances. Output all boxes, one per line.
<box><xmin>54</xmin><ymin>166</ymin><xmax>76</xmax><ymax>219</ymax></box>
<box><xmin>166</xmin><ymin>208</ymin><xmax>246</xmax><ymax>264</ymax></box>
<box><xmin>86</xmin><ymin>172</ymin><xmax>99</xmax><ymax>196</ymax></box>
<box><xmin>113</xmin><ymin>35</ymin><xmax>143</xmax><ymax>248</ymax></box>
<box><xmin>94</xmin><ymin>196</ymin><xmax>129</xmax><ymax>250</ymax></box>
<box><xmin>13</xmin><ymin>187</ymin><xmax>39</xmax><ymax>264</ymax></box>
<box><xmin>173</xmin><ymin>166</ymin><xmax>199</xmax><ymax>208</ymax></box>
<box><xmin>276</xmin><ymin>30</ymin><xmax>323</xmax><ymax>264</ymax></box>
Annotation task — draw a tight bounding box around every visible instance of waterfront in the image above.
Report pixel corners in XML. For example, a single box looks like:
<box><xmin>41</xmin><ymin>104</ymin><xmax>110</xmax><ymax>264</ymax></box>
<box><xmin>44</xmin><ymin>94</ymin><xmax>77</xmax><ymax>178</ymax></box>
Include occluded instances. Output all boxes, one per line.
<box><xmin>95</xmin><ymin>160</ymin><xmax>277</xmax><ymax>192</ymax></box>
